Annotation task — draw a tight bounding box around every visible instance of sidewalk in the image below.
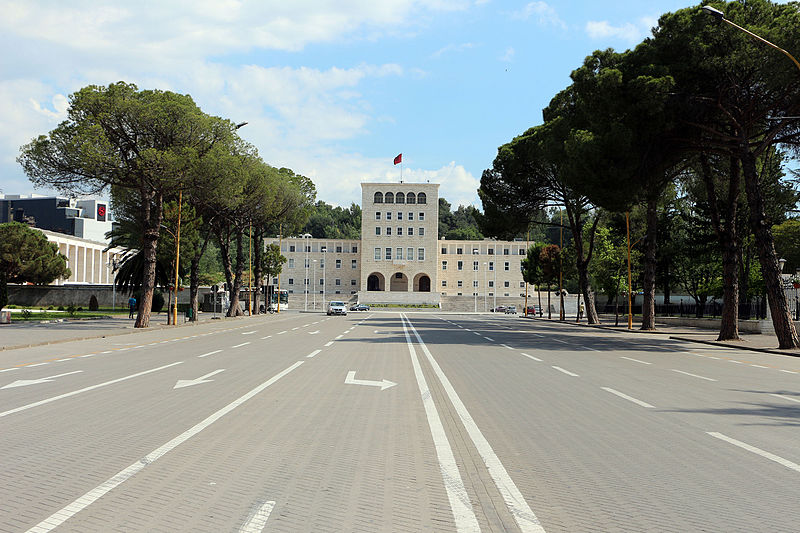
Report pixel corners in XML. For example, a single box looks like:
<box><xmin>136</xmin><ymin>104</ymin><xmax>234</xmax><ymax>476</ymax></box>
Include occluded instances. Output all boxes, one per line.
<box><xmin>528</xmin><ymin>314</ymin><xmax>800</xmax><ymax>357</ymax></box>
<box><xmin>0</xmin><ymin>311</ymin><xmax>231</xmax><ymax>351</ymax></box>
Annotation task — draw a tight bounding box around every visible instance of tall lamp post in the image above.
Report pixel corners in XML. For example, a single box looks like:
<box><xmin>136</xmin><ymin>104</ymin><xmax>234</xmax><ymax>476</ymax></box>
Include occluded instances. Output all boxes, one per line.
<box><xmin>701</xmin><ymin>6</ymin><xmax>800</xmax><ymax>74</ymax></box>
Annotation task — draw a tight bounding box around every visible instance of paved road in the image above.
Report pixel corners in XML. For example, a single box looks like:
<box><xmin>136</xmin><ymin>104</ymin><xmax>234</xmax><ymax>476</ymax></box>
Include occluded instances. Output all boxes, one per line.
<box><xmin>1</xmin><ymin>312</ymin><xmax>798</xmax><ymax>532</ymax></box>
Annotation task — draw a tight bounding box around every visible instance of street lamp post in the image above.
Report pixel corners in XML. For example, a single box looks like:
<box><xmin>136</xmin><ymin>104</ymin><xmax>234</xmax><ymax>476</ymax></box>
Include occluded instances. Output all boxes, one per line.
<box><xmin>701</xmin><ymin>6</ymin><xmax>800</xmax><ymax>74</ymax></box>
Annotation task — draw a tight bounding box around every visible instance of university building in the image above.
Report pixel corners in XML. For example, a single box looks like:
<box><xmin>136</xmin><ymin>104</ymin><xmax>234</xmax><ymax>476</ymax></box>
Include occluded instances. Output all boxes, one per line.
<box><xmin>268</xmin><ymin>182</ymin><xmax>531</xmax><ymax>310</ymax></box>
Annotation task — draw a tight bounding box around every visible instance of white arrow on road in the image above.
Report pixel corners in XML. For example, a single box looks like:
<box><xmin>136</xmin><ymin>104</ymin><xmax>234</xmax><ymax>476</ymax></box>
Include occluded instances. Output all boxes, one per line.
<box><xmin>344</xmin><ymin>371</ymin><xmax>397</xmax><ymax>391</ymax></box>
<box><xmin>2</xmin><ymin>370</ymin><xmax>83</xmax><ymax>390</ymax></box>
<box><xmin>174</xmin><ymin>369</ymin><xmax>225</xmax><ymax>389</ymax></box>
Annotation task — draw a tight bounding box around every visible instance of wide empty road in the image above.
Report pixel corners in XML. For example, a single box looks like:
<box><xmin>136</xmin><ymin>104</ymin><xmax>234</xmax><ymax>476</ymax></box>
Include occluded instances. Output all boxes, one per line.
<box><xmin>1</xmin><ymin>312</ymin><xmax>799</xmax><ymax>532</ymax></box>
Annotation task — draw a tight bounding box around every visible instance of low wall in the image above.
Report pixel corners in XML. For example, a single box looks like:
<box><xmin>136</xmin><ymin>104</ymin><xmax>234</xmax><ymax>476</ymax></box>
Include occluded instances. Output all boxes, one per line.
<box><xmin>357</xmin><ymin>291</ymin><xmax>440</xmax><ymax>306</ymax></box>
<box><xmin>655</xmin><ymin>315</ymin><xmax>780</xmax><ymax>333</ymax></box>
<box><xmin>7</xmin><ymin>285</ymin><xmax>196</xmax><ymax>309</ymax></box>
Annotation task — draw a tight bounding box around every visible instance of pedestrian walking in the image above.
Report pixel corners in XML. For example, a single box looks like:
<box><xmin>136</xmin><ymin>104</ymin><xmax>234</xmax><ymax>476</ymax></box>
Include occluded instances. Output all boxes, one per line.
<box><xmin>128</xmin><ymin>296</ymin><xmax>136</xmax><ymax>319</ymax></box>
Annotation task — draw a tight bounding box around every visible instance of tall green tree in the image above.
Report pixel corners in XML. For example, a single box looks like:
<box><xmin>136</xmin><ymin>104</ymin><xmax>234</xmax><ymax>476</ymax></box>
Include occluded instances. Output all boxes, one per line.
<box><xmin>18</xmin><ymin>82</ymin><xmax>234</xmax><ymax>328</ymax></box>
<box><xmin>0</xmin><ymin>223</ymin><xmax>71</xmax><ymax>310</ymax></box>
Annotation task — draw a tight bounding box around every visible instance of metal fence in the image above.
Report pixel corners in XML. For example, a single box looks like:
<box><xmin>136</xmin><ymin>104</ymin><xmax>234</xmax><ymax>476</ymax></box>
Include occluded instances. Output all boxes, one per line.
<box><xmin>598</xmin><ymin>298</ymin><xmax>768</xmax><ymax>320</ymax></box>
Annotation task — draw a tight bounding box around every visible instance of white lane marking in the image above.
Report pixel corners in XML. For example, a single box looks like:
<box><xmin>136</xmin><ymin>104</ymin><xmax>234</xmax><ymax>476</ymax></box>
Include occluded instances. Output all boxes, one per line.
<box><xmin>27</xmin><ymin>363</ymin><xmax>49</xmax><ymax>367</ymax></box>
<box><xmin>0</xmin><ymin>362</ymin><xmax>183</xmax><ymax>419</ymax></box>
<box><xmin>552</xmin><ymin>339</ymin><xmax>569</xmax><ymax>344</ymax></box>
<box><xmin>291</xmin><ymin>327</ymin><xmax>299</xmax><ymax>330</ymax></box>
<box><xmin>325</xmin><ymin>341</ymin><xmax>334</xmax><ymax>347</ymax></box>
<box><xmin>780</xmin><ymin>369</ymin><xmax>798</xmax><ymax>374</ymax></box>
<box><xmin>301</xmin><ymin>324</ymin><xmax>309</xmax><ymax>327</ymax></box>
<box><xmin>500</xmin><ymin>344</ymin><xmax>514</xmax><ymax>350</ymax></box>
<box><xmin>621</xmin><ymin>357</ymin><xmax>651</xmax><ymax>365</ymax></box>
<box><xmin>277</xmin><ymin>331</ymin><xmax>287</xmax><ymax>335</ymax></box>
<box><xmin>484</xmin><ymin>337</ymin><xmax>494</xmax><ymax>341</ymax></box>
<box><xmin>531</xmin><ymin>333</ymin><xmax>545</xmax><ymax>338</ymax></box>
<box><xmin>174</xmin><ymin>369</ymin><xmax>226</xmax><ymax>389</ymax></box>
<box><xmin>101</xmin><ymin>351</ymin><xmax>112</xmax><ymax>354</ymax></box>
<box><xmin>261</xmin><ymin>335</ymin><xmax>272</xmax><ymax>340</ymax></box>
<box><xmin>582</xmin><ymin>346</ymin><xmax>601</xmax><ymax>352</ymax></box>
<box><xmin>403</xmin><ymin>314</ymin><xmax>545</xmax><ymax>533</ymax></box>
<box><xmin>232</xmin><ymin>342</ymin><xmax>251</xmax><ymax>349</ymax></box>
<box><xmin>2</xmin><ymin>370</ymin><xmax>84</xmax><ymax>390</ymax></box>
<box><xmin>55</xmin><ymin>358</ymin><xmax>72</xmax><ymax>362</ymax></box>
<box><xmin>552</xmin><ymin>366</ymin><xmax>579</xmax><ymax>377</ymax></box>
<box><xmin>308</xmin><ymin>330</ymin><xmax>320</xmax><ymax>335</ymax></box>
<box><xmin>750</xmin><ymin>364</ymin><xmax>769</xmax><ymax>369</ymax></box>
<box><xmin>335</xmin><ymin>335</ymin><xmax>343</xmax><ymax>339</ymax></box>
<box><xmin>465</xmin><ymin>328</ymin><xmax>472</xmax><ymax>332</ymax></box>
<box><xmin>706</xmin><ymin>356</ymin><xmax>721</xmax><ymax>360</ymax></box>
<box><xmin>521</xmin><ymin>353</ymin><xmax>542</xmax><ymax>362</ymax></box>
<box><xmin>770</xmin><ymin>393</ymin><xmax>800</xmax><ymax>404</ymax></box>
<box><xmin>602</xmin><ymin>387</ymin><xmax>655</xmax><ymax>409</ymax></box>
<box><xmin>0</xmin><ymin>368</ymin><xmax>19</xmax><ymax>373</ymax></box>
<box><xmin>707</xmin><ymin>432</ymin><xmax>800</xmax><ymax>473</ymax></box>
<box><xmin>239</xmin><ymin>501</ymin><xmax>276</xmax><ymax>533</ymax></box>
<box><xmin>399</xmin><ymin>316</ymin><xmax>480</xmax><ymax>532</ymax></box>
<box><xmin>730</xmin><ymin>360</ymin><xmax>745</xmax><ymax>364</ymax></box>
<box><xmin>242</xmin><ymin>331</ymin><xmax>256</xmax><ymax>335</ymax></box>
<box><xmin>24</xmin><ymin>361</ymin><xmax>304</xmax><ymax>533</ymax></box>
<box><xmin>79</xmin><ymin>354</ymin><xmax>95</xmax><ymax>358</ymax></box>
<box><xmin>306</xmin><ymin>350</ymin><xmax>321</xmax><ymax>358</ymax></box>
<box><xmin>671</xmin><ymin>369</ymin><xmax>717</xmax><ymax>382</ymax></box>
<box><xmin>198</xmin><ymin>350</ymin><xmax>222</xmax><ymax>358</ymax></box>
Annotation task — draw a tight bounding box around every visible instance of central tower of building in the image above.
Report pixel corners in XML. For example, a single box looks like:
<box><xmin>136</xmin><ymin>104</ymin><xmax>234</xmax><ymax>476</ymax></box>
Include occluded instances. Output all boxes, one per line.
<box><xmin>359</xmin><ymin>182</ymin><xmax>440</xmax><ymax>305</ymax></box>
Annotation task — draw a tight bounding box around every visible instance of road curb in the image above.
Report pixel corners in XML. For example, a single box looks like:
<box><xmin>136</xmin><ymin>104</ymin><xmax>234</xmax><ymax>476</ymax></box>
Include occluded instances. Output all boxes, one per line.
<box><xmin>669</xmin><ymin>335</ymin><xmax>800</xmax><ymax>357</ymax></box>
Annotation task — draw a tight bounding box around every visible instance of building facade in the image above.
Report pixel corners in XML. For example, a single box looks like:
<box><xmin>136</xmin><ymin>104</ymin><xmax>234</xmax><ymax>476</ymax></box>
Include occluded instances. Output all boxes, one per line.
<box><xmin>268</xmin><ymin>182</ymin><xmax>531</xmax><ymax>309</ymax></box>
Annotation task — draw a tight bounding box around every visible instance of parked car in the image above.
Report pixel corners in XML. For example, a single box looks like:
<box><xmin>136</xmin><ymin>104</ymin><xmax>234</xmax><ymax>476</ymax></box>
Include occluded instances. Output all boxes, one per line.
<box><xmin>327</xmin><ymin>301</ymin><xmax>347</xmax><ymax>316</ymax></box>
<box><xmin>526</xmin><ymin>305</ymin><xmax>541</xmax><ymax>316</ymax></box>
<box><xmin>505</xmin><ymin>305</ymin><xmax>517</xmax><ymax>314</ymax></box>
<box><xmin>493</xmin><ymin>305</ymin><xmax>507</xmax><ymax>313</ymax></box>
<box><xmin>349</xmin><ymin>303</ymin><xmax>370</xmax><ymax>311</ymax></box>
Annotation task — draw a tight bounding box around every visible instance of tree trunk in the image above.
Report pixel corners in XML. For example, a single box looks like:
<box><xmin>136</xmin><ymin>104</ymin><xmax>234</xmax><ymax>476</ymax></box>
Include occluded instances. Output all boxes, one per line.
<box><xmin>189</xmin><ymin>256</ymin><xmax>200</xmax><ymax>322</ymax></box>
<box><xmin>537</xmin><ymin>285</ymin><xmax>542</xmax><ymax>317</ymax></box>
<box><xmin>695</xmin><ymin>295</ymin><xmax>707</xmax><ymax>318</ymax></box>
<box><xmin>741</xmin><ymin>151</ymin><xmax>800</xmax><ymax>348</ymax></box>
<box><xmin>547</xmin><ymin>284</ymin><xmax>551</xmax><ymax>319</ymax></box>
<box><xmin>135</xmin><ymin>191</ymin><xmax>162</xmax><ymax>328</ymax></box>
<box><xmin>640</xmin><ymin>195</ymin><xmax>658</xmax><ymax>331</ymax></box>
<box><xmin>228</xmin><ymin>230</ymin><xmax>245</xmax><ymax>317</ymax></box>
<box><xmin>253</xmin><ymin>227</ymin><xmax>263</xmax><ymax>314</ymax></box>
<box><xmin>216</xmin><ymin>226</ymin><xmax>235</xmax><ymax>316</ymax></box>
<box><xmin>0</xmin><ymin>271</ymin><xmax>7</xmax><ymax>310</ymax></box>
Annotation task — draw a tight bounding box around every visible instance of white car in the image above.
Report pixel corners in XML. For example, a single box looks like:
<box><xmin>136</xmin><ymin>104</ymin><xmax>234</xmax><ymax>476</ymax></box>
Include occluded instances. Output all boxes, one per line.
<box><xmin>327</xmin><ymin>301</ymin><xmax>347</xmax><ymax>316</ymax></box>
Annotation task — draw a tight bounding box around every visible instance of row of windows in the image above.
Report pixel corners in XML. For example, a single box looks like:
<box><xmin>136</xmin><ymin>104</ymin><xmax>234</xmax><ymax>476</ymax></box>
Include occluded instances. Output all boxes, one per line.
<box><xmin>286</xmin><ymin>278</ymin><xmax>357</xmax><ymax>287</ymax></box>
<box><xmin>287</xmin><ymin>244</ymin><xmax>358</xmax><ymax>253</ymax></box>
<box><xmin>374</xmin><ymin>247</ymin><xmax>425</xmax><ymax>261</ymax></box>
<box><xmin>441</xmin><ymin>260</ymin><xmax>518</xmax><ymax>271</ymax></box>
<box><xmin>442</xmin><ymin>292</ymin><xmax>525</xmax><ymax>297</ymax></box>
<box><xmin>287</xmin><ymin>259</ymin><xmax>358</xmax><ymax>269</ymax></box>
<box><xmin>375</xmin><ymin>227</ymin><xmax>426</xmax><ymax>237</ymax></box>
<box><xmin>441</xmin><ymin>246</ymin><xmax>525</xmax><ymax>256</ymax></box>
<box><xmin>375</xmin><ymin>211</ymin><xmax>425</xmax><ymax>221</ymax></box>
<box><xmin>373</xmin><ymin>192</ymin><xmax>427</xmax><ymax>204</ymax></box>
<box><xmin>441</xmin><ymin>280</ymin><xmax>525</xmax><ymax>288</ymax></box>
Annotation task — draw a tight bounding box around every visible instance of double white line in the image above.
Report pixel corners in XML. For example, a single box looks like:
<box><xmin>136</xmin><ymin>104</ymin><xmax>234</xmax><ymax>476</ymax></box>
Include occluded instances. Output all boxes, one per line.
<box><xmin>400</xmin><ymin>314</ymin><xmax>545</xmax><ymax>533</ymax></box>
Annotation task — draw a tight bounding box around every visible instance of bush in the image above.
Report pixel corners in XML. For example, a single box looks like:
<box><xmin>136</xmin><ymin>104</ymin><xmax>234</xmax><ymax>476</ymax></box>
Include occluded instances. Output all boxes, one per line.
<box><xmin>67</xmin><ymin>305</ymin><xmax>76</xmax><ymax>316</ymax></box>
<box><xmin>57</xmin><ymin>305</ymin><xmax>64</xmax><ymax>311</ymax></box>
<box><xmin>88</xmin><ymin>295</ymin><xmax>99</xmax><ymax>311</ymax></box>
<box><xmin>47</xmin><ymin>305</ymin><xmax>54</xmax><ymax>310</ymax></box>
<box><xmin>21</xmin><ymin>309</ymin><xmax>32</xmax><ymax>320</ymax></box>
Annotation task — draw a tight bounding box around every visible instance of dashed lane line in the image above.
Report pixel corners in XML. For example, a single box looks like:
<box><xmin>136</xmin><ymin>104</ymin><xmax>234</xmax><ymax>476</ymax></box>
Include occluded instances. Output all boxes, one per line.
<box><xmin>621</xmin><ymin>356</ymin><xmax>651</xmax><ymax>365</ymax></box>
<box><xmin>520</xmin><ymin>353</ymin><xmax>542</xmax><ymax>362</ymax></box>
<box><xmin>708</xmin><ymin>432</ymin><xmax>800</xmax><ymax>473</ymax></box>
<box><xmin>198</xmin><ymin>350</ymin><xmax>222</xmax><ymax>358</ymax></box>
<box><xmin>770</xmin><ymin>393</ymin><xmax>800</xmax><ymax>404</ymax></box>
<box><xmin>306</xmin><ymin>350</ymin><xmax>321</xmax><ymax>359</ymax></box>
<box><xmin>325</xmin><ymin>341</ymin><xmax>334</xmax><ymax>347</ymax></box>
<box><xmin>602</xmin><ymin>387</ymin><xmax>655</xmax><ymax>409</ymax></box>
<box><xmin>231</xmin><ymin>342</ymin><xmax>251</xmax><ymax>349</ymax></box>
<box><xmin>552</xmin><ymin>366</ymin><xmax>579</xmax><ymax>377</ymax></box>
<box><xmin>671</xmin><ymin>369</ymin><xmax>717</xmax><ymax>382</ymax></box>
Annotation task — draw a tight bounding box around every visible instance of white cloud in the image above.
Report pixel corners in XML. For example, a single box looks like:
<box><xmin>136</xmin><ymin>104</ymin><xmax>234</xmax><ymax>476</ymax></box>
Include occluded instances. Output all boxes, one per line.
<box><xmin>500</xmin><ymin>47</ymin><xmax>515</xmax><ymax>63</ymax></box>
<box><xmin>512</xmin><ymin>1</ymin><xmax>565</xmax><ymax>29</ymax></box>
<box><xmin>431</xmin><ymin>42</ymin><xmax>476</xmax><ymax>58</ymax></box>
<box><xmin>585</xmin><ymin>17</ymin><xmax>655</xmax><ymax>44</ymax></box>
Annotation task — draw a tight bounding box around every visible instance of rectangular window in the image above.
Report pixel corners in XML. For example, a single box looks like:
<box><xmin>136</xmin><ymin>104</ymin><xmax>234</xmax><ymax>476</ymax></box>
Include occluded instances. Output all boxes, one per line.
<box><xmin>374</xmin><ymin>247</ymin><xmax>381</xmax><ymax>260</ymax></box>
<box><xmin>320</xmin><ymin>260</ymin><xmax>325</xmax><ymax>268</ymax></box>
<box><xmin>473</xmin><ymin>280</ymin><xmax>478</xmax><ymax>288</ymax></box>
<box><xmin>319</xmin><ymin>278</ymin><xmax>324</xmax><ymax>286</ymax></box>
<box><xmin>505</xmin><ymin>262</ymin><xmax>510</xmax><ymax>271</ymax></box>
<box><xmin>489</xmin><ymin>261</ymin><xmax>494</xmax><ymax>271</ymax></box>
<box><xmin>336</xmin><ymin>259</ymin><xmax>341</xmax><ymax>269</ymax></box>
<box><xmin>408</xmin><ymin>212</ymin><xmax>414</xmax><ymax>221</ymax></box>
<box><xmin>504</xmin><ymin>281</ymin><xmax>510</xmax><ymax>287</ymax></box>
<box><xmin>457</xmin><ymin>248</ymin><xmax>463</xmax><ymax>254</ymax></box>
<box><xmin>419</xmin><ymin>227</ymin><xmax>425</xmax><ymax>236</ymax></box>
<box><xmin>504</xmin><ymin>248</ymin><xmax>510</xmax><ymax>255</ymax></box>
<box><xmin>396</xmin><ymin>247</ymin><xmax>403</xmax><ymax>260</ymax></box>
<box><xmin>418</xmin><ymin>248</ymin><xmax>425</xmax><ymax>261</ymax></box>
<box><xmin>397</xmin><ymin>227</ymin><xmax>403</xmax><ymax>236</ymax></box>
<box><xmin>321</xmin><ymin>246</ymin><xmax>327</xmax><ymax>253</ymax></box>
<box><xmin>288</xmin><ymin>258</ymin><xmax>295</xmax><ymax>268</ymax></box>
<box><xmin>386</xmin><ymin>227</ymin><xmax>392</xmax><ymax>236</ymax></box>
<box><xmin>457</xmin><ymin>280</ymin><xmax>463</xmax><ymax>287</ymax></box>
<box><xmin>288</xmin><ymin>278</ymin><xmax>294</xmax><ymax>285</ymax></box>
<box><xmin>386</xmin><ymin>212</ymin><xmax>392</xmax><ymax>220</ymax></box>
<box><xmin>304</xmin><ymin>278</ymin><xmax>309</xmax><ymax>285</ymax></box>
<box><xmin>375</xmin><ymin>212</ymin><xmax>381</xmax><ymax>220</ymax></box>
<box><xmin>520</xmin><ymin>281</ymin><xmax>525</xmax><ymax>287</ymax></box>
<box><xmin>352</xmin><ymin>245</ymin><xmax>358</xmax><ymax>253</ymax></box>
<box><xmin>351</xmin><ymin>259</ymin><xmax>357</xmax><ymax>268</ymax></box>
<box><xmin>335</xmin><ymin>278</ymin><xmax>341</xmax><ymax>286</ymax></box>
<box><xmin>398</xmin><ymin>212</ymin><xmax>403</xmax><ymax>220</ymax></box>
<box><xmin>473</xmin><ymin>261</ymin><xmax>478</xmax><ymax>271</ymax></box>
<box><xmin>489</xmin><ymin>280</ymin><xmax>494</xmax><ymax>288</ymax></box>
<box><xmin>289</xmin><ymin>245</ymin><xmax>296</xmax><ymax>252</ymax></box>
<box><xmin>419</xmin><ymin>212</ymin><xmax>425</xmax><ymax>221</ymax></box>
<box><xmin>473</xmin><ymin>248</ymin><xmax>479</xmax><ymax>255</ymax></box>
<box><xmin>458</xmin><ymin>260</ymin><xmax>463</xmax><ymax>271</ymax></box>
<box><xmin>488</xmin><ymin>248</ymin><xmax>494</xmax><ymax>255</ymax></box>
<box><xmin>442</xmin><ymin>280</ymin><xmax>447</xmax><ymax>287</ymax></box>
<box><xmin>336</xmin><ymin>246</ymin><xmax>342</xmax><ymax>253</ymax></box>
<box><xmin>351</xmin><ymin>279</ymin><xmax>356</xmax><ymax>286</ymax></box>
<box><xmin>407</xmin><ymin>247</ymin><xmax>414</xmax><ymax>261</ymax></box>
<box><xmin>408</xmin><ymin>227</ymin><xmax>414</xmax><ymax>236</ymax></box>
<box><xmin>441</xmin><ymin>247</ymin><xmax>447</xmax><ymax>255</ymax></box>
<box><xmin>519</xmin><ymin>248</ymin><xmax>526</xmax><ymax>255</ymax></box>
<box><xmin>386</xmin><ymin>248</ymin><xmax>392</xmax><ymax>260</ymax></box>
<box><xmin>376</xmin><ymin>227</ymin><xmax>381</xmax><ymax>235</ymax></box>
<box><xmin>442</xmin><ymin>260</ymin><xmax>447</xmax><ymax>270</ymax></box>
<box><xmin>272</xmin><ymin>277</ymin><xmax>278</xmax><ymax>285</ymax></box>
<box><xmin>304</xmin><ymin>259</ymin><xmax>310</xmax><ymax>268</ymax></box>
<box><xmin>306</xmin><ymin>245</ymin><xmax>311</xmax><ymax>252</ymax></box>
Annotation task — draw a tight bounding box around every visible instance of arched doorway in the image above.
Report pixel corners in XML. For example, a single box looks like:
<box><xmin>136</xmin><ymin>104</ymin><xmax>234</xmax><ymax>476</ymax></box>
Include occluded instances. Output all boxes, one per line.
<box><xmin>413</xmin><ymin>273</ymin><xmax>431</xmax><ymax>292</ymax></box>
<box><xmin>367</xmin><ymin>273</ymin><xmax>385</xmax><ymax>291</ymax></box>
<box><xmin>390</xmin><ymin>272</ymin><xmax>409</xmax><ymax>292</ymax></box>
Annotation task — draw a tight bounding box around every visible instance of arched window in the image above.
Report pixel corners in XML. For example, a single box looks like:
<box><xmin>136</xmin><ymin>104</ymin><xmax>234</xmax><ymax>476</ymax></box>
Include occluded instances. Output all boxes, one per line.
<box><xmin>385</xmin><ymin>192</ymin><xmax>394</xmax><ymax>204</ymax></box>
<box><xmin>407</xmin><ymin>192</ymin><xmax>416</xmax><ymax>204</ymax></box>
<box><xmin>417</xmin><ymin>192</ymin><xmax>426</xmax><ymax>204</ymax></box>
<box><xmin>374</xmin><ymin>192</ymin><xmax>383</xmax><ymax>204</ymax></box>
<box><xmin>396</xmin><ymin>192</ymin><xmax>405</xmax><ymax>204</ymax></box>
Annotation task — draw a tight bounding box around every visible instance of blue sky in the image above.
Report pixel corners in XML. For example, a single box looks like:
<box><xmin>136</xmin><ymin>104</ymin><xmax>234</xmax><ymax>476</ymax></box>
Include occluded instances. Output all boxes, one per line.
<box><xmin>0</xmin><ymin>0</ymin><xmax>721</xmax><ymax>208</ymax></box>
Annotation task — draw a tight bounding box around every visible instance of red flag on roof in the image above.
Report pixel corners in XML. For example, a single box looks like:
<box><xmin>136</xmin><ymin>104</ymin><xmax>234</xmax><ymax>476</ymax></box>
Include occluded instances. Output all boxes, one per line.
<box><xmin>393</xmin><ymin>153</ymin><xmax>402</xmax><ymax>165</ymax></box>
